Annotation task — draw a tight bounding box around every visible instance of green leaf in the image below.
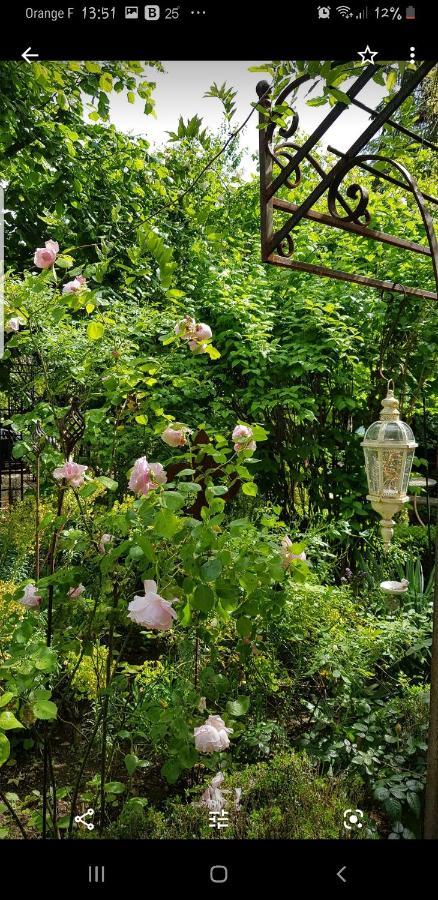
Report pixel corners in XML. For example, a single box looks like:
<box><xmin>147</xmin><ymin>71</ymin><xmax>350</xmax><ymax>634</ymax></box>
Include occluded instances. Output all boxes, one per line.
<box><xmin>201</xmin><ymin>557</ymin><xmax>222</xmax><ymax>582</ymax></box>
<box><xmin>161</xmin><ymin>758</ymin><xmax>181</xmax><ymax>784</ymax></box>
<box><xmin>236</xmin><ymin>616</ymin><xmax>252</xmax><ymax>639</ymax></box>
<box><xmin>56</xmin><ymin>255</ymin><xmax>74</xmax><ymax>269</ymax></box>
<box><xmin>163</xmin><ymin>491</ymin><xmax>186</xmax><ymax>511</ymax></box>
<box><xmin>0</xmin><ymin>692</ymin><xmax>15</xmax><ymax>708</ymax></box>
<box><xmin>242</xmin><ymin>481</ymin><xmax>258</xmax><ymax>497</ymax></box>
<box><xmin>0</xmin><ymin>711</ymin><xmax>24</xmax><ymax>731</ymax></box>
<box><xmin>33</xmin><ymin>646</ymin><xmax>57</xmax><ymax>673</ymax></box>
<box><xmin>133</xmin><ymin>534</ymin><xmax>156</xmax><ymax>562</ymax></box>
<box><xmin>97</xmin><ymin>476</ymin><xmax>118</xmax><ymax>492</ymax></box>
<box><xmin>32</xmin><ymin>699</ymin><xmax>57</xmax><ymax>721</ymax></box>
<box><xmin>251</xmin><ymin>425</ymin><xmax>268</xmax><ymax>441</ymax></box>
<box><xmin>374</xmin><ymin>785</ymin><xmax>390</xmax><ymax>801</ymax></box>
<box><xmin>386</xmin><ymin>69</ymin><xmax>397</xmax><ymax>91</ymax></box>
<box><xmin>153</xmin><ymin>509</ymin><xmax>183</xmax><ymax>539</ymax></box>
<box><xmin>192</xmin><ymin>583</ymin><xmax>215</xmax><ymax>613</ymax></box>
<box><xmin>384</xmin><ymin>796</ymin><xmax>402</xmax><ymax>819</ymax></box>
<box><xmin>12</xmin><ymin>442</ymin><xmax>29</xmax><ymax>460</ymax></box>
<box><xmin>104</xmin><ymin>781</ymin><xmax>125</xmax><ymax>794</ymax></box>
<box><xmin>327</xmin><ymin>86</ymin><xmax>351</xmax><ymax>106</ymax></box>
<box><xmin>78</xmin><ymin>482</ymin><xmax>99</xmax><ymax>498</ymax></box>
<box><xmin>124</xmin><ymin>753</ymin><xmax>139</xmax><ymax>776</ymax></box>
<box><xmin>99</xmin><ymin>73</ymin><xmax>113</xmax><ymax>92</ymax></box>
<box><xmin>204</xmin><ymin>344</ymin><xmax>221</xmax><ymax>360</ymax></box>
<box><xmin>406</xmin><ymin>791</ymin><xmax>421</xmax><ymax>817</ymax></box>
<box><xmin>226</xmin><ymin>696</ymin><xmax>250</xmax><ymax>717</ymax></box>
<box><xmin>87</xmin><ymin>321</ymin><xmax>105</xmax><ymax>341</ymax></box>
<box><xmin>0</xmin><ymin>733</ymin><xmax>11</xmax><ymax>767</ymax></box>
<box><xmin>134</xmin><ymin>414</ymin><xmax>148</xmax><ymax>425</ymax></box>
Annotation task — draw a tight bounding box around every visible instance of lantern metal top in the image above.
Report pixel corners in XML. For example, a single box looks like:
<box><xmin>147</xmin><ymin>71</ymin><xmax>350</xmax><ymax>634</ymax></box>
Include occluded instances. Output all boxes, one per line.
<box><xmin>361</xmin><ymin>387</ymin><xmax>417</xmax><ymax>450</ymax></box>
<box><xmin>361</xmin><ymin>383</ymin><xmax>417</xmax><ymax>549</ymax></box>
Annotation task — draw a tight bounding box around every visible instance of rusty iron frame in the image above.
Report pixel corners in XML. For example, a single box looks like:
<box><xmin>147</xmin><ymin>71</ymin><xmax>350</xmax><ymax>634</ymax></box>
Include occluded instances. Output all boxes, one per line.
<box><xmin>258</xmin><ymin>60</ymin><xmax>438</xmax><ymax>839</ymax></box>
<box><xmin>257</xmin><ymin>61</ymin><xmax>438</xmax><ymax>300</ymax></box>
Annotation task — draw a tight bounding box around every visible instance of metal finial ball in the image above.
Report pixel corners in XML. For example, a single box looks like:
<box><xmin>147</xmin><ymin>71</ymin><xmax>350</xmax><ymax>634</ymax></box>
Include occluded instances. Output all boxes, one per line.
<box><xmin>256</xmin><ymin>80</ymin><xmax>271</xmax><ymax>100</ymax></box>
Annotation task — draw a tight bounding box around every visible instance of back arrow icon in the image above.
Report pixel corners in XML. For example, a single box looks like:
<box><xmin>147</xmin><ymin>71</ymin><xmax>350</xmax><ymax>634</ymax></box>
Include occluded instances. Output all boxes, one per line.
<box><xmin>337</xmin><ymin>866</ymin><xmax>347</xmax><ymax>883</ymax></box>
<box><xmin>22</xmin><ymin>47</ymin><xmax>39</xmax><ymax>64</ymax></box>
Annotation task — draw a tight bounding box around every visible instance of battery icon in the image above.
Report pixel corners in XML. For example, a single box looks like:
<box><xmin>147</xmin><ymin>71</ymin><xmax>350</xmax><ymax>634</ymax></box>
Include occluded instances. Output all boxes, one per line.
<box><xmin>405</xmin><ymin>5</ymin><xmax>415</xmax><ymax>18</ymax></box>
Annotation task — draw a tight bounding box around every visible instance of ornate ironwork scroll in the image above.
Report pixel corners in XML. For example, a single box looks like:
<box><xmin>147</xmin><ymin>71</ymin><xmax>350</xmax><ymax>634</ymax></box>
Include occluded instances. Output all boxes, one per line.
<box><xmin>257</xmin><ymin>61</ymin><xmax>438</xmax><ymax>300</ymax></box>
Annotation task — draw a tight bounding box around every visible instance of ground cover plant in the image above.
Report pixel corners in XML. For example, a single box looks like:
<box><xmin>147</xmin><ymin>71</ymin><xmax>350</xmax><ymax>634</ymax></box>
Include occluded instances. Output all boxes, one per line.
<box><xmin>0</xmin><ymin>59</ymin><xmax>437</xmax><ymax>841</ymax></box>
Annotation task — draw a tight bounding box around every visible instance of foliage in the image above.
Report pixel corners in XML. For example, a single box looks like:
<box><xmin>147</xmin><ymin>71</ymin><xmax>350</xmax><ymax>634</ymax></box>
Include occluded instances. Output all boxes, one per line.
<box><xmin>109</xmin><ymin>751</ymin><xmax>368</xmax><ymax>840</ymax></box>
<box><xmin>0</xmin><ymin>58</ymin><xmax>436</xmax><ymax>842</ymax></box>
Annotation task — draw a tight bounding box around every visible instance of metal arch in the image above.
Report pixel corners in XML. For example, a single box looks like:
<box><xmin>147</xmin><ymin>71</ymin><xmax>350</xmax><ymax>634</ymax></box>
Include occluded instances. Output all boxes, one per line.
<box><xmin>257</xmin><ymin>61</ymin><xmax>438</xmax><ymax>300</ymax></box>
<box><xmin>327</xmin><ymin>153</ymin><xmax>438</xmax><ymax>292</ymax></box>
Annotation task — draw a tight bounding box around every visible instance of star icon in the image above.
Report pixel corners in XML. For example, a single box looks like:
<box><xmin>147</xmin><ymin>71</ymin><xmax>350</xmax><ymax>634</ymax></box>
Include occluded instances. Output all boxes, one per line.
<box><xmin>358</xmin><ymin>44</ymin><xmax>378</xmax><ymax>63</ymax></box>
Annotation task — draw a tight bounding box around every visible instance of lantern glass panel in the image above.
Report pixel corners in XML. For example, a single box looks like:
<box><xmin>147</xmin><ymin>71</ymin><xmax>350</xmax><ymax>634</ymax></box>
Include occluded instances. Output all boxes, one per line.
<box><xmin>384</xmin><ymin>422</ymin><xmax>405</xmax><ymax>442</ymax></box>
<box><xmin>365</xmin><ymin>421</ymin><xmax>383</xmax><ymax>441</ymax></box>
<box><xmin>364</xmin><ymin>447</ymin><xmax>380</xmax><ymax>494</ymax></box>
<box><xmin>402</xmin><ymin>450</ymin><xmax>414</xmax><ymax>493</ymax></box>
<box><xmin>382</xmin><ymin>448</ymin><xmax>405</xmax><ymax>497</ymax></box>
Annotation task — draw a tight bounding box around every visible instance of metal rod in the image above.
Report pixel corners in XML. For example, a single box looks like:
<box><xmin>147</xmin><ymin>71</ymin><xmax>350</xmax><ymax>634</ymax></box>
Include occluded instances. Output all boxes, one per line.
<box><xmin>269</xmin><ymin>62</ymin><xmax>436</xmax><ymax>253</ymax></box>
<box><xmin>423</xmin><ymin>391</ymin><xmax>433</xmax><ymax>553</ymax></box>
<box><xmin>267</xmin><ymin>65</ymin><xmax>378</xmax><ymax>200</ymax></box>
<box><xmin>273</xmin><ymin>197</ymin><xmax>431</xmax><ymax>256</ymax></box>
<box><xmin>425</xmin><ymin>529</ymin><xmax>438</xmax><ymax>838</ymax></box>
<box><xmin>347</xmin><ymin>94</ymin><xmax>438</xmax><ymax>153</ymax></box>
<box><xmin>328</xmin><ymin>145</ymin><xmax>438</xmax><ymax>208</ymax></box>
<box><xmin>268</xmin><ymin>254</ymin><xmax>438</xmax><ymax>300</ymax></box>
<box><xmin>257</xmin><ymin>81</ymin><xmax>274</xmax><ymax>262</ymax></box>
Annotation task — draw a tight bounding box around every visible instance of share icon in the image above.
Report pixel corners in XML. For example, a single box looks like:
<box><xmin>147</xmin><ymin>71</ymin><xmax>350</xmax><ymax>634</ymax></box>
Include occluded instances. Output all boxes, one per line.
<box><xmin>74</xmin><ymin>808</ymin><xmax>95</xmax><ymax>830</ymax></box>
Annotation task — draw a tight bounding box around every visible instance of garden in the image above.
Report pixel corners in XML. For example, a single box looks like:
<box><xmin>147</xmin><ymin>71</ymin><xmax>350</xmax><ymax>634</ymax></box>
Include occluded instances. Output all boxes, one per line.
<box><xmin>0</xmin><ymin>58</ymin><xmax>437</xmax><ymax>841</ymax></box>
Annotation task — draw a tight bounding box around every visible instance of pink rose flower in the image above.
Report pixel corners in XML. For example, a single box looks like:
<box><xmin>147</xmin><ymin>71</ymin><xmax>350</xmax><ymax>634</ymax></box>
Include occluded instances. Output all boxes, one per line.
<box><xmin>194</xmin><ymin>714</ymin><xmax>233</xmax><ymax>754</ymax></box>
<box><xmin>174</xmin><ymin>315</ymin><xmax>196</xmax><ymax>339</ymax></box>
<box><xmin>188</xmin><ymin>340</ymin><xmax>208</xmax><ymax>354</ymax></box>
<box><xmin>68</xmin><ymin>584</ymin><xmax>85</xmax><ymax>599</ymax></box>
<box><xmin>34</xmin><ymin>240</ymin><xmax>59</xmax><ymax>269</ymax></box>
<box><xmin>232</xmin><ymin>425</ymin><xmax>256</xmax><ymax>453</ymax></box>
<box><xmin>20</xmin><ymin>584</ymin><xmax>41</xmax><ymax>608</ymax></box>
<box><xmin>194</xmin><ymin>323</ymin><xmax>212</xmax><ymax>341</ymax></box>
<box><xmin>127</xmin><ymin>579</ymin><xmax>177</xmax><ymax>631</ymax></box>
<box><xmin>128</xmin><ymin>456</ymin><xmax>167</xmax><ymax>496</ymax></box>
<box><xmin>53</xmin><ymin>461</ymin><xmax>88</xmax><ymax>488</ymax></box>
<box><xmin>174</xmin><ymin>316</ymin><xmax>213</xmax><ymax>354</ymax></box>
<box><xmin>62</xmin><ymin>276</ymin><xmax>87</xmax><ymax>295</ymax></box>
<box><xmin>5</xmin><ymin>317</ymin><xmax>21</xmax><ymax>333</ymax></box>
<box><xmin>161</xmin><ymin>426</ymin><xmax>188</xmax><ymax>448</ymax></box>
<box><xmin>200</xmin><ymin>772</ymin><xmax>226</xmax><ymax>811</ymax></box>
<box><xmin>98</xmin><ymin>533</ymin><xmax>113</xmax><ymax>553</ymax></box>
<box><xmin>149</xmin><ymin>462</ymin><xmax>167</xmax><ymax>485</ymax></box>
<box><xmin>281</xmin><ymin>536</ymin><xmax>306</xmax><ymax>568</ymax></box>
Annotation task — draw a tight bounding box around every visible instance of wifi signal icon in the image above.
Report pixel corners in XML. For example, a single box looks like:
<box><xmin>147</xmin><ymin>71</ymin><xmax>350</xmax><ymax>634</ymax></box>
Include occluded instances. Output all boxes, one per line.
<box><xmin>336</xmin><ymin>5</ymin><xmax>353</xmax><ymax>16</ymax></box>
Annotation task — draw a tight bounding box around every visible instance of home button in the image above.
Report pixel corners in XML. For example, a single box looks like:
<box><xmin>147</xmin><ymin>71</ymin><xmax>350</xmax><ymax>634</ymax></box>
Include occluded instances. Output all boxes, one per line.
<box><xmin>210</xmin><ymin>865</ymin><xmax>228</xmax><ymax>884</ymax></box>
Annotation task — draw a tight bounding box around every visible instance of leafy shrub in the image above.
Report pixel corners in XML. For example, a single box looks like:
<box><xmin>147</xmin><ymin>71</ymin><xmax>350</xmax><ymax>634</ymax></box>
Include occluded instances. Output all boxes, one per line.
<box><xmin>0</xmin><ymin>580</ymin><xmax>23</xmax><ymax>644</ymax></box>
<box><xmin>65</xmin><ymin>646</ymin><xmax>109</xmax><ymax>700</ymax></box>
<box><xmin>0</xmin><ymin>497</ymin><xmax>45</xmax><ymax>582</ymax></box>
<box><xmin>233</xmin><ymin>720</ymin><xmax>289</xmax><ymax>763</ymax></box>
<box><xmin>110</xmin><ymin>752</ymin><xmax>369</xmax><ymax>840</ymax></box>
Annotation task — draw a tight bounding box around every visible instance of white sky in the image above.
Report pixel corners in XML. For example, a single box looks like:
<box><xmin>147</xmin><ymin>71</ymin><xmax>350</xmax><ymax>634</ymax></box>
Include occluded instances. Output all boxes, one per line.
<box><xmin>109</xmin><ymin>61</ymin><xmax>388</xmax><ymax>176</ymax></box>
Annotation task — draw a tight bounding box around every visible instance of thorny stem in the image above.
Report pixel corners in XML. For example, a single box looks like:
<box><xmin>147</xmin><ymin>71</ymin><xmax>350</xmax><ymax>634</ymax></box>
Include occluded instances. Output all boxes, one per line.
<box><xmin>99</xmin><ymin>583</ymin><xmax>119</xmax><ymax>834</ymax></box>
<box><xmin>42</xmin><ymin>484</ymin><xmax>65</xmax><ymax>841</ymax></box>
<box><xmin>67</xmin><ymin>633</ymin><xmax>129</xmax><ymax>839</ymax></box>
<box><xmin>0</xmin><ymin>791</ymin><xmax>29</xmax><ymax>840</ymax></box>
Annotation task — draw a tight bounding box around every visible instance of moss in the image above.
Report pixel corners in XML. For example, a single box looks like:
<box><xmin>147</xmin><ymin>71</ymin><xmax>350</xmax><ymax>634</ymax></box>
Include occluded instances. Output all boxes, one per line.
<box><xmin>109</xmin><ymin>751</ymin><xmax>360</xmax><ymax>840</ymax></box>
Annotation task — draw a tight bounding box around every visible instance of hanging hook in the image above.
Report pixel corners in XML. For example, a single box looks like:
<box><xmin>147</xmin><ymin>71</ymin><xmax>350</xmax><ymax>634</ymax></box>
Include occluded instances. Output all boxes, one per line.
<box><xmin>378</xmin><ymin>368</ymin><xmax>394</xmax><ymax>393</ymax></box>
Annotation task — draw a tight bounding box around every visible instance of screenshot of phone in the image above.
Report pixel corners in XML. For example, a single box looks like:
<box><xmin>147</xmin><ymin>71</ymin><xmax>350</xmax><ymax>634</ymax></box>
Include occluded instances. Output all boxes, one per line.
<box><xmin>0</xmin><ymin>0</ymin><xmax>437</xmax><ymax>889</ymax></box>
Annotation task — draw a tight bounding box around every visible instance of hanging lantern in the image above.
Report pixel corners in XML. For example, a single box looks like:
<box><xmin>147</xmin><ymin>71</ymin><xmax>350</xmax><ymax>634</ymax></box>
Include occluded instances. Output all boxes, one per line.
<box><xmin>361</xmin><ymin>382</ymin><xmax>417</xmax><ymax>550</ymax></box>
